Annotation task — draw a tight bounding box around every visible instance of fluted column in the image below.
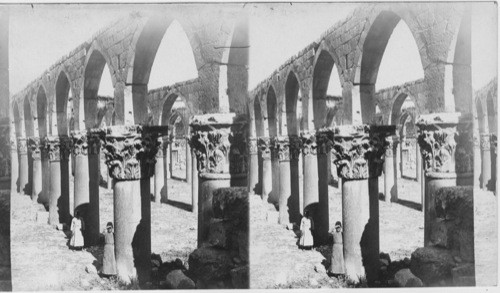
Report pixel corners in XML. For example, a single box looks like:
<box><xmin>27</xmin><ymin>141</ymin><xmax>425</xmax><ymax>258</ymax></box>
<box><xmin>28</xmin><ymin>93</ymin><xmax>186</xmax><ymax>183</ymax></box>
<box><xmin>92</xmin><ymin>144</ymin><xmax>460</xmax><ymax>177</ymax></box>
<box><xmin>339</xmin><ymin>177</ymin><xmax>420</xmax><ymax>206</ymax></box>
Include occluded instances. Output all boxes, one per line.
<box><xmin>17</xmin><ymin>137</ymin><xmax>28</xmax><ymax>195</ymax></box>
<box><xmin>10</xmin><ymin>137</ymin><xmax>18</xmax><ymax>194</ymax></box>
<box><xmin>190</xmin><ymin>113</ymin><xmax>247</xmax><ymax>246</ymax></box>
<box><xmin>258</xmin><ymin>137</ymin><xmax>272</xmax><ymax>202</ymax></box>
<box><xmin>247</xmin><ymin>136</ymin><xmax>259</xmax><ymax>195</ymax></box>
<box><xmin>383</xmin><ymin>136</ymin><xmax>399</xmax><ymax>202</ymax></box>
<box><xmin>480</xmin><ymin>133</ymin><xmax>492</xmax><ymax>190</ymax></box>
<box><xmin>154</xmin><ymin>138</ymin><xmax>165</xmax><ymax>204</ymax></box>
<box><xmin>417</xmin><ymin>113</ymin><xmax>473</xmax><ymax>247</ymax></box>
<box><xmin>101</xmin><ymin>125</ymin><xmax>164</xmax><ymax>285</ymax></box>
<box><xmin>28</xmin><ymin>137</ymin><xmax>42</xmax><ymax>203</ymax></box>
<box><xmin>330</xmin><ymin>125</ymin><xmax>395</xmax><ymax>285</ymax></box>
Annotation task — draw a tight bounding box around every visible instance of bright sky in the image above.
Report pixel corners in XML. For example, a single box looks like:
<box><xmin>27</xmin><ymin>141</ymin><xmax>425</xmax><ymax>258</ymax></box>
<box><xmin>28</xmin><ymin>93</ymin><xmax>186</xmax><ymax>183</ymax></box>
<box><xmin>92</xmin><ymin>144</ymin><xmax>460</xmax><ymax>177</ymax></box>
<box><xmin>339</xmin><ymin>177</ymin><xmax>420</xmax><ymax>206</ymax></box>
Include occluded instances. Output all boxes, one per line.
<box><xmin>8</xmin><ymin>2</ymin><xmax>498</xmax><ymax>97</ymax></box>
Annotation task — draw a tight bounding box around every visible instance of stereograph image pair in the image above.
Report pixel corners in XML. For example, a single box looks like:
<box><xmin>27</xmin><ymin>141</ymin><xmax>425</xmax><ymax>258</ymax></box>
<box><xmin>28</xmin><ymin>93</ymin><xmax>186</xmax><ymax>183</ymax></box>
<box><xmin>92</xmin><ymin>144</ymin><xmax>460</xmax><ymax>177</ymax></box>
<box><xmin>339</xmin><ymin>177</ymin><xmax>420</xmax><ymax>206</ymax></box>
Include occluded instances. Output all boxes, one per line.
<box><xmin>0</xmin><ymin>1</ymin><xmax>497</xmax><ymax>291</ymax></box>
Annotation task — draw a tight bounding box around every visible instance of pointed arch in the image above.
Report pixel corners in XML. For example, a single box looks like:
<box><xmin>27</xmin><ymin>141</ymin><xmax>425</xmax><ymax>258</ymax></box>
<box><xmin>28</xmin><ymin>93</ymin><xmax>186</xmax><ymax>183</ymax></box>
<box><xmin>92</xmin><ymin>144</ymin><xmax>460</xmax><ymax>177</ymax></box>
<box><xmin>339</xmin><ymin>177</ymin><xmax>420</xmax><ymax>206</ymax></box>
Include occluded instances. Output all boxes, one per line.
<box><xmin>24</xmin><ymin>96</ymin><xmax>34</xmax><ymax>137</ymax></box>
<box><xmin>129</xmin><ymin>15</ymin><xmax>199</xmax><ymax>125</ymax></box>
<box><xmin>285</xmin><ymin>71</ymin><xmax>300</xmax><ymax>135</ymax></box>
<box><xmin>36</xmin><ymin>85</ymin><xmax>48</xmax><ymax>138</ymax></box>
<box><xmin>266</xmin><ymin>86</ymin><xmax>278</xmax><ymax>137</ymax></box>
<box><xmin>83</xmin><ymin>47</ymin><xmax>115</xmax><ymax>129</ymax></box>
<box><xmin>55</xmin><ymin>70</ymin><xmax>71</xmax><ymax>135</ymax></box>
<box><xmin>254</xmin><ymin>97</ymin><xmax>264</xmax><ymax>137</ymax></box>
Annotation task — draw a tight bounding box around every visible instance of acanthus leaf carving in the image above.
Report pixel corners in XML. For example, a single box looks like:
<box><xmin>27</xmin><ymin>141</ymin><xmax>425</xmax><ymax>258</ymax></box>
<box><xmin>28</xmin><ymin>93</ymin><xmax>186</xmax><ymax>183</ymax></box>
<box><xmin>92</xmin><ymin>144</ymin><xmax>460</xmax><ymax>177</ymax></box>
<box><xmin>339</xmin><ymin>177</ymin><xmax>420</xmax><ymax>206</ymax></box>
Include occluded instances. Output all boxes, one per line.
<box><xmin>43</xmin><ymin>136</ymin><xmax>61</xmax><ymax>162</ymax></box>
<box><xmin>258</xmin><ymin>137</ymin><xmax>271</xmax><ymax>160</ymax></box>
<box><xmin>300</xmin><ymin>131</ymin><xmax>317</xmax><ymax>156</ymax></box>
<box><xmin>248</xmin><ymin>137</ymin><xmax>258</xmax><ymax>155</ymax></box>
<box><xmin>17</xmin><ymin>137</ymin><xmax>27</xmax><ymax>155</ymax></box>
<box><xmin>70</xmin><ymin>130</ymin><xmax>88</xmax><ymax>156</ymax></box>
<box><xmin>28</xmin><ymin>137</ymin><xmax>42</xmax><ymax>160</ymax></box>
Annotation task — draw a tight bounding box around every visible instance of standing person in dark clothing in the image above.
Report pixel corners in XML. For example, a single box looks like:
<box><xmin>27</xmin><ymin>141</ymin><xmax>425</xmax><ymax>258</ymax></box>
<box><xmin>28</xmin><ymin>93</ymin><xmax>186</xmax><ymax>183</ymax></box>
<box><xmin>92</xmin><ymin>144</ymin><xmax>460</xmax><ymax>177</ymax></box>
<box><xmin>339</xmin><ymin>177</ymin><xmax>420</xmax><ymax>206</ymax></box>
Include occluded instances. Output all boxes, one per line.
<box><xmin>101</xmin><ymin>222</ymin><xmax>117</xmax><ymax>277</ymax></box>
<box><xmin>329</xmin><ymin>221</ymin><xmax>345</xmax><ymax>276</ymax></box>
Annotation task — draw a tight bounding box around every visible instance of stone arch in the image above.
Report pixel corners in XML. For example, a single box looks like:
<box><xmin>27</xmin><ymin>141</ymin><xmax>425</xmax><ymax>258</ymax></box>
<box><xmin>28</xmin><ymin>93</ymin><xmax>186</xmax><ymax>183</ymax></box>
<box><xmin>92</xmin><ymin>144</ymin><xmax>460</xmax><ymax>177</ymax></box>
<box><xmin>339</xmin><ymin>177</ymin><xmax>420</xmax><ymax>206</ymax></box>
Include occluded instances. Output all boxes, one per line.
<box><xmin>312</xmin><ymin>48</ymin><xmax>343</xmax><ymax>129</ymax></box>
<box><xmin>356</xmin><ymin>10</ymin><xmax>424</xmax><ymax>124</ymax></box>
<box><xmin>389</xmin><ymin>92</ymin><xmax>419</xmax><ymax>126</ymax></box>
<box><xmin>218</xmin><ymin>15</ymin><xmax>249</xmax><ymax>114</ymax></box>
<box><xmin>254</xmin><ymin>96</ymin><xmax>265</xmax><ymax>138</ymax></box>
<box><xmin>12</xmin><ymin>101</ymin><xmax>22</xmax><ymax>138</ymax></box>
<box><xmin>36</xmin><ymin>85</ymin><xmax>48</xmax><ymax>138</ymax></box>
<box><xmin>476</xmin><ymin>98</ymin><xmax>487</xmax><ymax>133</ymax></box>
<box><xmin>267</xmin><ymin>86</ymin><xmax>278</xmax><ymax>137</ymax></box>
<box><xmin>83</xmin><ymin>46</ymin><xmax>115</xmax><ymax>129</ymax></box>
<box><xmin>160</xmin><ymin>93</ymin><xmax>188</xmax><ymax>129</ymax></box>
<box><xmin>128</xmin><ymin>14</ymin><xmax>200</xmax><ymax>125</ymax></box>
<box><xmin>24</xmin><ymin>95</ymin><xmax>34</xmax><ymax>137</ymax></box>
<box><xmin>284</xmin><ymin>70</ymin><xmax>301</xmax><ymax>135</ymax></box>
<box><xmin>55</xmin><ymin>70</ymin><xmax>72</xmax><ymax>136</ymax></box>
<box><xmin>168</xmin><ymin>109</ymin><xmax>187</xmax><ymax>138</ymax></box>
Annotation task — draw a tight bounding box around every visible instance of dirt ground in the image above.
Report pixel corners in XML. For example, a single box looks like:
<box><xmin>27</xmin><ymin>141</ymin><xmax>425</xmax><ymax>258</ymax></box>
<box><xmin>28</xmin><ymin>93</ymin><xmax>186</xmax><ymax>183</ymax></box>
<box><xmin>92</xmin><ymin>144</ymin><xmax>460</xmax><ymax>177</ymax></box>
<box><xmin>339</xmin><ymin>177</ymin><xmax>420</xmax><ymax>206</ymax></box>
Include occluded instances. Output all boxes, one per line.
<box><xmin>10</xmin><ymin>168</ymin><xmax>195</xmax><ymax>291</ymax></box>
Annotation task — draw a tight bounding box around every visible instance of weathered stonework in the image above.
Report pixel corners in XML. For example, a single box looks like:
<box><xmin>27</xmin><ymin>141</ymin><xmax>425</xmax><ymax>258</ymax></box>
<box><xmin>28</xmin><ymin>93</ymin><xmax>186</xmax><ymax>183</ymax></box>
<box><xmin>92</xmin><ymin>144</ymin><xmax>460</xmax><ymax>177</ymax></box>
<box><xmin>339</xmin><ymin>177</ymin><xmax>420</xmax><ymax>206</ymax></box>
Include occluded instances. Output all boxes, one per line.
<box><xmin>271</xmin><ymin>136</ymin><xmax>290</xmax><ymax>162</ymax></box>
<box><xmin>17</xmin><ymin>137</ymin><xmax>27</xmax><ymax>155</ymax></box>
<box><xmin>479</xmin><ymin>133</ymin><xmax>491</xmax><ymax>151</ymax></box>
<box><xmin>59</xmin><ymin>135</ymin><xmax>72</xmax><ymax>161</ymax></box>
<box><xmin>247</xmin><ymin>137</ymin><xmax>258</xmax><ymax>156</ymax></box>
<box><xmin>257</xmin><ymin>137</ymin><xmax>271</xmax><ymax>160</ymax></box>
<box><xmin>330</xmin><ymin>125</ymin><xmax>395</xmax><ymax>180</ymax></box>
<box><xmin>43</xmin><ymin>136</ymin><xmax>61</xmax><ymax>162</ymax></box>
<box><xmin>101</xmin><ymin>125</ymin><xmax>161</xmax><ymax>181</ymax></box>
<box><xmin>455</xmin><ymin>120</ymin><xmax>474</xmax><ymax>175</ymax></box>
<box><xmin>28</xmin><ymin>137</ymin><xmax>41</xmax><ymax>160</ymax></box>
<box><xmin>416</xmin><ymin>113</ymin><xmax>460</xmax><ymax>174</ymax></box>
<box><xmin>300</xmin><ymin>131</ymin><xmax>317</xmax><ymax>156</ymax></box>
<box><xmin>385</xmin><ymin>136</ymin><xmax>399</xmax><ymax>157</ymax></box>
<box><xmin>70</xmin><ymin>130</ymin><xmax>88</xmax><ymax>157</ymax></box>
<box><xmin>190</xmin><ymin>114</ymin><xmax>247</xmax><ymax>175</ymax></box>
<box><xmin>316</xmin><ymin>130</ymin><xmax>334</xmax><ymax>155</ymax></box>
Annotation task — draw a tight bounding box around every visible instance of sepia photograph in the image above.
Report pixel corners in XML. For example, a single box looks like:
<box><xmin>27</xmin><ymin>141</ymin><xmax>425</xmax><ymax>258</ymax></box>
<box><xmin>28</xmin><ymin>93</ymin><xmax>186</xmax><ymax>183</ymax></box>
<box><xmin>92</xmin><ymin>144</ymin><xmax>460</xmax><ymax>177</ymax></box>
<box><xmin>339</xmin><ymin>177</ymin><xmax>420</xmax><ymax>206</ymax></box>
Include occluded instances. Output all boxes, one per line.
<box><xmin>0</xmin><ymin>0</ymin><xmax>497</xmax><ymax>291</ymax></box>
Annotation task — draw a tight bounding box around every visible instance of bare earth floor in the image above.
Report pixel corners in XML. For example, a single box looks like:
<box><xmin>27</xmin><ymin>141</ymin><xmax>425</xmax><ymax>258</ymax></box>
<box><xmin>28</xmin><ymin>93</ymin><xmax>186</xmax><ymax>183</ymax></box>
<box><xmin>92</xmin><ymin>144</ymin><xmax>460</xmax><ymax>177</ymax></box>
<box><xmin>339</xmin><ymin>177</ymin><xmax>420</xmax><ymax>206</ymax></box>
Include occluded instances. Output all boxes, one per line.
<box><xmin>11</xmin><ymin>169</ymin><xmax>195</xmax><ymax>291</ymax></box>
<box><xmin>250</xmin><ymin>177</ymin><xmax>498</xmax><ymax>288</ymax></box>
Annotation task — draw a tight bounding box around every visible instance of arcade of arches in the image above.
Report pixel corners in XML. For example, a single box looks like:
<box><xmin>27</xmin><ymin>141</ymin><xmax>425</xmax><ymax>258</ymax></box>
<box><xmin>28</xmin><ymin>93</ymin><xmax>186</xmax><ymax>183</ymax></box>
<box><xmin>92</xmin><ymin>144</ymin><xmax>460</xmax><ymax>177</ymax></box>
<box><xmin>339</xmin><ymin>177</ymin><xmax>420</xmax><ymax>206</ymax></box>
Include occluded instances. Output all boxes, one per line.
<box><xmin>247</xmin><ymin>3</ymin><xmax>493</xmax><ymax>286</ymax></box>
<box><xmin>5</xmin><ymin>2</ymin><xmax>497</xmax><ymax>289</ymax></box>
<box><xmin>9</xmin><ymin>7</ymin><xmax>249</xmax><ymax>287</ymax></box>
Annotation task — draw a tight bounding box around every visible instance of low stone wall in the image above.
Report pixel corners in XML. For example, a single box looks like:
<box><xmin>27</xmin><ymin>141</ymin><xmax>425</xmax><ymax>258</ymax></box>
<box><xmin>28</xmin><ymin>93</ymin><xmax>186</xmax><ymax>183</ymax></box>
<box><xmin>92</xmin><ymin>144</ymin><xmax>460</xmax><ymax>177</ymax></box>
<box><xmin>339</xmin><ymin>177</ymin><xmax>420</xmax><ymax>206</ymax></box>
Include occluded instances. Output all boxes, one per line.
<box><xmin>409</xmin><ymin>186</ymin><xmax>475</xmax><ymax>287</ymax></box>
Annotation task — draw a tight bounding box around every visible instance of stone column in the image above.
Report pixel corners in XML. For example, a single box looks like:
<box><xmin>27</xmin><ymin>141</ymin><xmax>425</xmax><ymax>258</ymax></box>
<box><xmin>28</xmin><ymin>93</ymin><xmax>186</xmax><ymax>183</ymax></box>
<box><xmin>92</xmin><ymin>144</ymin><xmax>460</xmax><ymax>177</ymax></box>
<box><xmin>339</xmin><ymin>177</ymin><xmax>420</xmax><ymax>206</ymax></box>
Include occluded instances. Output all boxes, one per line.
<box><xmin>247</xmin><ymin>136</ymin><xmax>259</xmax><ymax>195</ymax></box>
<box><xmin>416</xmin><ymin>143</ymin><xmax>422</xmax><ymax>183</ymax></box>
<box><xmin>101</xmin><ymin>125</ymin><xmax>163</xmax><ymax>285</ymax></box>
<box><xmin>258</xmin><ymin>137</ymin><xmax>272</xmax><ymax>202</ymax></box>
<box><xmin>190</xmin><ymin>144</ymin><xmax>198</xmax><ymax>214</ymax></box>
<box><xmin>480</xmin><ymin>133</ymin><xmax>492</xmax><ymax>190</ymax></box>
<box><xmin>417</xmin><ymin>113</ymin><xmax>473</xmax><ymax>247</ymax></box>
<box><xmin>491</xmin><ymin>134</ymin><xmax>497</xmax><ymax>192</ymax></box>
<box><xmin>154</xmin><ymin>138</ymin><xmax>165</xmax><ymax>204</ymax></box>
<box><xmin>60</xmin><ymin>136</ymin><xmax>72</xmax><ymax>223</ymax></box>
<box><xmin>10</xmin><ymin>137</ymin><xmax>19</xmax><ymax>194</ymax></box>
<box><xmin>17</xmin><ymin>137</ymin><xmax>28</xmax><ymax>195</ymax></box>
<box><xmin>28</xmin><ymin>137</ymin><xmax>42</xmax><ymax>203</ymax></box>
<box><xmin>190</xmin><ymin>113</ymin><xmax>247</xmax><ymax>246</ymax></box>
<box><xmin>44</xmin><ymin>136</ymin><xmax>62</xmax><ymax>225</ymax></box>
<box><xmin>383</xmin><ymin>136</ymin><xmax>399</xmax><ymax>202</ymax></box>
<box><xmin>163</xmin><ymin>137</ymin><xmax>171</xmax><ymax>180</ymax></box>
<box><xmin>330</xmin><ymin>125</ymin><xmax>394</xmax><ymax>285</ymax></box>
<box><xmin>317</xmin><ymin>131</ymin><xmax>333</xmax><ymax>246</ymax></box>
<box><xmin>272</xmin><ymin>136</ymin><xmax>291</xmax><ymax>225</ymax></box>
<box><xmin>87</xmin><ymin>131</ymin><xmax>102</xmax><ymax>246</ymax></box>
<box><xmin>71</xmin><ymin>130</ymin><xmax>90</xmax><ymax>243</ymax></box>
<box><xmin>270</xmin><ymin>140</ymin><xmax>280</xmax><ymax>205</ymax></box>
<box><xmin>41</xmin><ymin>140</ymin><xmax>51</xmax><ymax>206</ymax></box>
<box><xmin>107</xmin><ymin>173</ymin><xmax>113</xmax><ymax>190</ymax></box>
<box><xmin>301</xmin><ymin>131</ymin><xmax>324</xmax><ymax>244</ymax></box>
<box><xmin>185</xmin><ymin>136</ymin><xmax>192</xmax><ymax>184</ymax></box>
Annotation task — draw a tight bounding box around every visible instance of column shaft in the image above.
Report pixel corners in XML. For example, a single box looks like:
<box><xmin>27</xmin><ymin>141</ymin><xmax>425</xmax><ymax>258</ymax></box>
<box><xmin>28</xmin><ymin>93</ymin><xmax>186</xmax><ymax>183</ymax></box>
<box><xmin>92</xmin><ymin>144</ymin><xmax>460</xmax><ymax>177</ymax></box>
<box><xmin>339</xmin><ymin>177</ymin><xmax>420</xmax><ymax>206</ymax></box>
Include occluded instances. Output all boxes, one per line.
<box><xmin>247</xmin><ymin>137</ymin><xmax>259</xmax><ymax>195</ymax></box>
<box><xmin>17</xmin><ymin>138</ymin><xmax>28</xmax><ymax>195</ymax></box>
<box><xmin>186</xmin><ymin>138</ymin><xmax>192</xmax><ymax>184</ymax></box>
<box><xmin>28</xmin><ymin>137</ymin><xmax>42</xmax><ymax>203</ymax></box>
<box><xmin>72</xmin><ymin>131</ymin><xmax>90</xmax><ymax>245</ymax></box>
<box><xmin>480</xmin><ymin>133</ymin><xmax>492</xmax><ymax>189</ymax></box>
<box><xmin>191</xmin><ymin>148</ymin><xmax>198</xmax><ymax>213</ymax></box>
<box><xmin>10</xmin><ymin>139</ymin><xmax>19</xmax><ymax>194</ymax></box>
<box><xmin>383</xmin><ymin>136</ymin><xmax>398</xmax><ymax>202</ymax></box>
<box><xmin>87</xmin><ymin>134</ymin><xmax>101</xmax><ymax>246</ymax></box>
<box><xmin>259</xmin><ymin>138</ymin><xmax>272</xmax><ymax>202</ymax></box>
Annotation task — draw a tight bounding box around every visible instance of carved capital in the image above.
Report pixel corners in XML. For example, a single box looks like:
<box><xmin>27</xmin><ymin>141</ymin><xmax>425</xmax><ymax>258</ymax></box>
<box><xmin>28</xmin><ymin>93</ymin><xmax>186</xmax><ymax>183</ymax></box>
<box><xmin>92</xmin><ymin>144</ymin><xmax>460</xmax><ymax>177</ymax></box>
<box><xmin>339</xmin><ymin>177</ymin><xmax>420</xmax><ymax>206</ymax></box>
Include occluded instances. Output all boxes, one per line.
<box><xmin>480</xmin><ymin>133</ymin><xmax>491</xmax><ymax>151</ymax></box>
<box><xmin>271</xmin><ymin>136</ymin><xmax>290</xmax><ymax>162</ymax></box>
<box><xmin>289</xmin><ymin>135</ymin><xmax>302</xmax><ymax>160</ymax></box>
<box><xmin>316</xmin><ymin>129</ymin><xmax>334</xmax><ymax>155</ymax></box>
<box><xmin>384</xmin><ymin>136</ymin><xmax>399</xmax><ymax>157</ymax></box>
<box><xmin>416</xmin><ymin>113</ymin><xmax>460</xmax><ymax>174</ymax></box>
<box><xmin>59</xmin><ymin>135</ymin><xmax>72</xmax><ymax>160</ymax></box>
<box><xmin>258</xmin><ymin>137</ymin><xmax>272</xmax><ymax>160</ymax></box>
<box><xmin>491</xmin><ymin>134</ymin><xmax>497</xmax><ymax>155</ymax></box>
<box><xmin>190</xmin><ymin>114</ymin><xmax>247</xmax><ymax>175</ymax></box>
<box><xmin>28</xmin><ymin>137</ymin><xmax>42</xmax><ymax>160</ymax></box>
<box><xmin>71</xmin><ymin>130</ymin><xmax>88</xmax><ymax>156</ymax></box>
<box><xmin>101</xmin><ymin>125</ymin><xmax>163</xmax><ymax>181</ymax></box>
<box><xmin>331</xmin><ymin>125</ymin><xmax>395</xmax><ymax>180</ymax></box>
<box><xmin>43</xmin><ymin>136</ymin><xmax>61</xmax><ymax>162</ymax></box>
<box><xmin>17</xmin><ymin>137</ymin><xmax>27</xmax><ymax>155</ymax></box>
<box><xmin>88</xmin><ymin>129</ymin><xmax>104</xmax><ymax>155</ymax></box>
<box><xmin>248</xmin><ymin>137</ymin><xmax>258</xmax><ymax>155</ymax></box>
<box><xmin>300</xmin><ymin>131</ymin><xmax>317</xmax><ymax>156</ymax></box>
